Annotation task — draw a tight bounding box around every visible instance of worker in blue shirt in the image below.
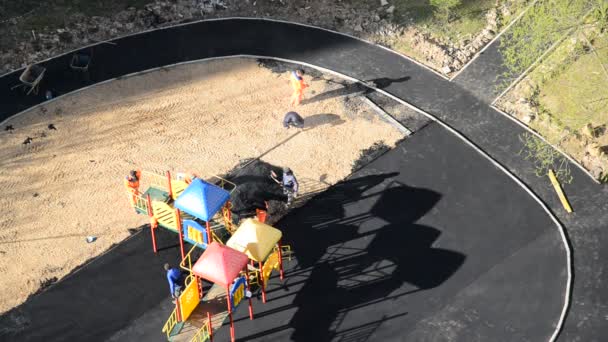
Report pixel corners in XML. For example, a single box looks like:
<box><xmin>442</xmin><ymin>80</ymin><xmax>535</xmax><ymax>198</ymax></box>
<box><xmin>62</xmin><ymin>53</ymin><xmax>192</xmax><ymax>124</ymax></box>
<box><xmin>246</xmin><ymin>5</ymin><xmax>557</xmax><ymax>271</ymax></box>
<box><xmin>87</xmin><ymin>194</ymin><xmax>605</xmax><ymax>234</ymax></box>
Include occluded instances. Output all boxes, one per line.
<box><xmin>270</xmin><ymin>167</ymin><xmax>299</xmax><ymax>206</ymax></box>
<box><xmin>164</xmin><ymin>263</ymin><xmax>184</xmax><ymax>298</ymax></box>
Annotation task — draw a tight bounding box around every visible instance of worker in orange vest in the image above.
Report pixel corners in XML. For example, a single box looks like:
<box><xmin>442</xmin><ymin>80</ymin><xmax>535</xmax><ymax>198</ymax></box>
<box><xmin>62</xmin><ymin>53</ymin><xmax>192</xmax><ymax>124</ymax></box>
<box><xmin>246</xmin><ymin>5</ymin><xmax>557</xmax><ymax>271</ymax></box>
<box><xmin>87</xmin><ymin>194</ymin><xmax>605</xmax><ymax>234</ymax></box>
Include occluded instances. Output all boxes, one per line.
<box><xmin>124</xmin><ymin>169</ymin><xmax>142</xmax><ymax>209</ymax></box>
<box><xmin>290</xmin><ymin>69</ymin><xmax>308</xmax><ymax>106</ymax></box>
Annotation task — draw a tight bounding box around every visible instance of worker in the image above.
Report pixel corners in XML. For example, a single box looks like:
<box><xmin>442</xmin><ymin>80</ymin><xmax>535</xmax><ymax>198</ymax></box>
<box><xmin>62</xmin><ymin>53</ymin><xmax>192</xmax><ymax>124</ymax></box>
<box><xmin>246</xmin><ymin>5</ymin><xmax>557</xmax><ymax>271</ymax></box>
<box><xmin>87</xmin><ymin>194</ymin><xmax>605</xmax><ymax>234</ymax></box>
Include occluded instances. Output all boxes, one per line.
<box><xmin>289</xmin><ymin>69</ymin><xmax>308</xmax><ymax>106</ymax></box>
<box><xmin>183</xmin><ymin>170</ymin><xmax>200</xmax><ymax>184</ymax></box>
<box><xmin>283</xmin><ymin>111</ymin><xmax>305</xmax><ymax>129</ymax></box>
<box><xmin>164</xmin><ymin>263</ymin><xmax>184</xmax><ymax>299</ymax></box>
<box><xmin>124</xmin><ymin>169</ymin><xmax>142</xmax><ymax>209</ymax></box>
<box><xmin>270</xmin><ymin>167</ymin><xmax>299</xmax><ymax>206</ymax></box>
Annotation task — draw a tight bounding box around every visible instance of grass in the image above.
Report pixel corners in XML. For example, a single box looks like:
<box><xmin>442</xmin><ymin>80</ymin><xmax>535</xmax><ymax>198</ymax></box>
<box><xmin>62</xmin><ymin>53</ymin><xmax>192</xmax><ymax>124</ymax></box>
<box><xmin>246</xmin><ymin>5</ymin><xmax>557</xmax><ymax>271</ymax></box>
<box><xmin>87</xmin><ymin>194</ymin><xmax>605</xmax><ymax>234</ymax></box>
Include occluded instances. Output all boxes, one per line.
<box><xmin>0</xmin><ymin>0</ymin><xmax>152</xmax><ymax>51</ymax></box>
<box><xmin>1</xmin><ymin>0</ymin><xmax>151</xmax><ymax>31</ymax></box>
<box><xmin>538</xmin><ymin>31</ymin><xmax>608</xmax><ymax>132</ymax></box>
<box><xmin>391</xmin><ymin>0</ymin><xmax>499</xmax><ymax>41</ymax></box>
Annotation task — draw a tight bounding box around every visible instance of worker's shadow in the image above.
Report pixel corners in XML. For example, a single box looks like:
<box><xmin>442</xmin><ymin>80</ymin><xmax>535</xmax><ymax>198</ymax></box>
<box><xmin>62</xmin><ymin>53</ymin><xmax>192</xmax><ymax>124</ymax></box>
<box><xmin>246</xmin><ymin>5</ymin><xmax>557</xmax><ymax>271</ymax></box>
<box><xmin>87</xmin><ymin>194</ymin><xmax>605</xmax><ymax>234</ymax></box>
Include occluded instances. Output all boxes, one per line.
<box><xmin>301</xmin><ymin>76</ymin><xmax>410</xmax><ymax>105</ymax></box>
<box><xmin>303</xmin><ymin>113</ymin><xmax>345</xmax><ymax>129</ymax></box>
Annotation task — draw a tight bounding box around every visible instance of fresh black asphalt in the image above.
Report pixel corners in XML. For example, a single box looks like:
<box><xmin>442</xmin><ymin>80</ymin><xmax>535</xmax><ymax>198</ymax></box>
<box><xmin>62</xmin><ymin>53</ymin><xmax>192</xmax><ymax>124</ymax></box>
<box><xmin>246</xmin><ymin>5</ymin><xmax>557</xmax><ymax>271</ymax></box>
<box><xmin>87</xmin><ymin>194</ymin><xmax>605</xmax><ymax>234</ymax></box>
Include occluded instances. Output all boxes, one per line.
<box><xmin>452</xmin><ymin>40</ymin><xmax>514</xmax><ymax>103</ymax></box>
<box><xmin>57</xmin><ymin>124</ymin><xmax>567</xmax><ymax>342</ymax></box>
<box><xmin>1</xmin><ymin>18</ymin><xmax>605</xmax><ymax>341</ymax></box>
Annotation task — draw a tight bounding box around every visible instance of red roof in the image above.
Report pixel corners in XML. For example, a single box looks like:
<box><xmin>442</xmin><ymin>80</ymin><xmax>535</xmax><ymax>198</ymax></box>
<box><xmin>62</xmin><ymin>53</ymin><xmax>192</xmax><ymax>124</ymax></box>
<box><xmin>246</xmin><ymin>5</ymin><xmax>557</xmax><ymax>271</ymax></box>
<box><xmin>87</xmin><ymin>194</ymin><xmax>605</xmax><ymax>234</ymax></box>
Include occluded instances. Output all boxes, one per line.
<box><xmin>192</xmin><ymin>242</ymin><xmax>249</xmax><ymax>287</ymax></box>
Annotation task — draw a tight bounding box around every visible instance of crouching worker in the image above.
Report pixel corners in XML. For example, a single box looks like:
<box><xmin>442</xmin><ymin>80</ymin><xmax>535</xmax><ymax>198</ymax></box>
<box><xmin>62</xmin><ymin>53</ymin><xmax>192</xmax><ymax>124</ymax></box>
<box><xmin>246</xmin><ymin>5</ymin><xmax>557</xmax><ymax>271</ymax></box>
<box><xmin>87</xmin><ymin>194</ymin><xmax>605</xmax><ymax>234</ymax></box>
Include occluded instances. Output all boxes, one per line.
<box><xmin>165</xmin><ymin>263</ymin><xmax>185</xmax><ymax>300</ymax></box>
<box><xmin>270</xmin><ymin>167</ymin><xmax>299</xmax><ymax>207</ymax></box>
<box><xmin>124</xmin><ymin>169</ymin><xmax>142</xmax><ymax>210</ymax></box>
<box><xmin>283</xmin><ymin>111</ymin><xmax>304</xmax><ymax>129</ymax></box>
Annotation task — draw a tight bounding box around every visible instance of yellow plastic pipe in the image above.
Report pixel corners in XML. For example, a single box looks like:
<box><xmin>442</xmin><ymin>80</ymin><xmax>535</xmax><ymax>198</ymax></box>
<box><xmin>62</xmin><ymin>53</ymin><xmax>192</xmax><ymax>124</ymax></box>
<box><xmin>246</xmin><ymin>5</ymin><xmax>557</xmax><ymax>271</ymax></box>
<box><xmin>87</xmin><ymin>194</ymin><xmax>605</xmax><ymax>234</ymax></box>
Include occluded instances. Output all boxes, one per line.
<box><xmin>548</xmin><ymin>169</ymin><xmax>573</xmax><ymax>213</ymax></box>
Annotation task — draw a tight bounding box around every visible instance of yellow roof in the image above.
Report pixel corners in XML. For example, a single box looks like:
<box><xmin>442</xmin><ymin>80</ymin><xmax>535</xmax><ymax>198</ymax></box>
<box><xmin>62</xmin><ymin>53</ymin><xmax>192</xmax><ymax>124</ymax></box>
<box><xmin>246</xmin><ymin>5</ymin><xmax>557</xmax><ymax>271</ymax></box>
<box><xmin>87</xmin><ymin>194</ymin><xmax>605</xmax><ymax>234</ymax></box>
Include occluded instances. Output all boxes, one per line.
<box><xmin>226</xmin><ymin>218</ymin><xmax>282</xmax><ymax>262</ymax></box>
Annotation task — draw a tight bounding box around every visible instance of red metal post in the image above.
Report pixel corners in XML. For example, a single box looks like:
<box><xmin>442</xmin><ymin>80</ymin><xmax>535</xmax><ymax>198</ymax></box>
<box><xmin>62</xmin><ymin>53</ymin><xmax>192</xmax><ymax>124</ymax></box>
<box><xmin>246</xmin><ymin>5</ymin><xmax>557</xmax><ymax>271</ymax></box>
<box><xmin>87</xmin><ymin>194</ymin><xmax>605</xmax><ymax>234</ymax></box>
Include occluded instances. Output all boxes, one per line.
<box><xmin>277</xmin><ymin>241</ymin><xmax>284</xmax><ymax>280</ymax></box>
<box><xmin>176</xmin><ymin>209</ymin><xmax>185</xmax><ymax>259</ymax></box>
<box><xmin>197</xmin><ymin>276</ymin><xmax>204</xmax><ymax>299</ymax></box>
<box><xmin>207</xmin><ymin>311</ymin><xmax>213</xmax><ymax>342</ymax></box>
<box><xmin>259</xmin><ymin>261</ymin><xmax>267</xmax><ymax>303</ymax></box>
<box><xmin>244</xmin><ymin>266</ymin><xmax>254</xmax><ymax>320</ymax></box>
<box><xmin>226</xmin><ymin>286</ymin><xmax>235</xmax><ymax>342</ymax></box>
<box><xmin>166</xmin><ymin>170</ymin><xmax>173</xmax><ymax>199</ymax></box>
<box><xmin>206</xmin><ymin>221</ymin><xmax>213</xmax><ymax>244</ymax></box>
<box><xmin>175</xmin><ymin>297</ymin><xmax>182</xmax><ymax>322</ymax></box>
<box><xmin>147</xmin><ymin>194</ymin><xmax>157</xmax><ymax>253</ymax></box>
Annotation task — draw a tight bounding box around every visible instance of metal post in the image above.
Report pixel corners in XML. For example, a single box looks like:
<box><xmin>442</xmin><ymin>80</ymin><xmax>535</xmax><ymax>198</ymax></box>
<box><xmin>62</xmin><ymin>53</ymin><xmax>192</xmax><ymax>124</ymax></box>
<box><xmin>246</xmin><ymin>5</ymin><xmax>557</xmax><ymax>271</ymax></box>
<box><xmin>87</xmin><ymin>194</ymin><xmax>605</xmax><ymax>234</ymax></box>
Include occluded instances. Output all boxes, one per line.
<box><xmin>259</xmin><ymin>261</ymin><xmax>267</xmax><ymax>303</ymax></box>
<box><xmin>207</xmin><ymin>311</ymin><xmax>213</xmax><ymax>342</ymax></box>
<box><xmin>226</xmin><ymin>286</ymin><xmax>235</xmax><ymax>342</ymax></box>
<box><xmin>206</xmin><ymin>221</ymin><xmax>213</xmax><ymax>244</ymax></box>
<box><xmin>175</xmin><ymin>297</ymin><xmax>182</xmax><ymax>322</ymax></box>
<box><xmin>277</xmin><ymin>241</ymin><xmax>284</xmax><ymax>280</ymax></box>
<box><xmin>176</xmin><ymin>209</ymin><xmax>185</xmax><ymax>259</ymax></box>
<box><xmin>197</xmin><ymin>276</ymin><xmax>204</xmax><ymax>299</ymax></box>
<box><xmin>166</xmin><ymin>170</ymin><xmax>173</xmax><ymax>199</ymax></box>
<box><xmin>244</xmin><ymin>267</ymin><xmax>254</xmax><ymax>320</ymax></box>
<box><xmin>147</xmin><ymin>194</ymin><xmax>157</xmax><ymax>253</ymax></box>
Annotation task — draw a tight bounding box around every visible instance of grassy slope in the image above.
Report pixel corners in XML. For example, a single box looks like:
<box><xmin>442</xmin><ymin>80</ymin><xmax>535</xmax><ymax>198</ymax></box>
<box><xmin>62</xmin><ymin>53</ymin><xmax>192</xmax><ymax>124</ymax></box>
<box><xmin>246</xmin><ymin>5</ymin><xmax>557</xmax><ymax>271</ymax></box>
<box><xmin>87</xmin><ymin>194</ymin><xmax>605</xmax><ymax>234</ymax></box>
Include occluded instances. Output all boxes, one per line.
<box><xmin>0</xmin><ymin>0</ymin><xmax>150</xmax><ymax>47</ymax></box>
<box><xmin>538</xmin><ymin>31</ymin><xmax>608</xmax><ymax>131</ymax></box>
<box><xmin>392</xmin><ymin>0</ymin><xmax>497</xmax><ymax>41</ymax></box>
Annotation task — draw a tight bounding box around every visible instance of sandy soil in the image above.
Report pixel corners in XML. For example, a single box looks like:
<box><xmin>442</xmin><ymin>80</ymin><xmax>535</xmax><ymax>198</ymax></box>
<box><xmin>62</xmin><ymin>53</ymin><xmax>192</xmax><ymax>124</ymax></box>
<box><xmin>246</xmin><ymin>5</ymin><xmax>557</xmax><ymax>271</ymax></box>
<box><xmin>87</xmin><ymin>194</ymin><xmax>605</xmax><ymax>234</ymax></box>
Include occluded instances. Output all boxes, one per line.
<box><xmin>0</xmin><ymin>58</ymin><xmax>402</xmax><ymax>313</ymax></box>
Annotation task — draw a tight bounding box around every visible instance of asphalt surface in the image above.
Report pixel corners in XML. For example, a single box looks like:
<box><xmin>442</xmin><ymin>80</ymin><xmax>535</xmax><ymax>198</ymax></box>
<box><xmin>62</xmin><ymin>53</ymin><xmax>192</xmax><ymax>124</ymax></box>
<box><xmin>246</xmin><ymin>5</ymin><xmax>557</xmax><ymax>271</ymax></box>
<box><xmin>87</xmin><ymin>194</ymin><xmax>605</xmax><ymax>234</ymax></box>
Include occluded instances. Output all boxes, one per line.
<box><xmin>1</xmin><ymin>18</ymin><xmax>606</xmax><ymax>341</ymax></box>
<box><xmin>0</xmin><ymin>227</ymin><xmax>183</xmax><ymax>341</ymax></box>
<box><xmin>107</xmin><ymin>124</ymin><xmax>567</xmax><ymax>342</ymax></box>
<box><xmin>452</xmin><ymin>40</ymin><xmax>514</xmax><ymax>103</ymax></box>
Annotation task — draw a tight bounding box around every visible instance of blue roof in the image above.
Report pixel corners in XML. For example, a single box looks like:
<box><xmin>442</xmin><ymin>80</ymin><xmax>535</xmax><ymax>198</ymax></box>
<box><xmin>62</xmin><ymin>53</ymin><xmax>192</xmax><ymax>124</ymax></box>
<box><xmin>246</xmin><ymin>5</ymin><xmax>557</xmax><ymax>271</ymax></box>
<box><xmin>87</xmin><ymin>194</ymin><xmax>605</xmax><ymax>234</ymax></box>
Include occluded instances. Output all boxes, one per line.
<box><xmin>174</xmin><ymin>178</ymin><xmax>230</xmax><ymax>221</ymax></box>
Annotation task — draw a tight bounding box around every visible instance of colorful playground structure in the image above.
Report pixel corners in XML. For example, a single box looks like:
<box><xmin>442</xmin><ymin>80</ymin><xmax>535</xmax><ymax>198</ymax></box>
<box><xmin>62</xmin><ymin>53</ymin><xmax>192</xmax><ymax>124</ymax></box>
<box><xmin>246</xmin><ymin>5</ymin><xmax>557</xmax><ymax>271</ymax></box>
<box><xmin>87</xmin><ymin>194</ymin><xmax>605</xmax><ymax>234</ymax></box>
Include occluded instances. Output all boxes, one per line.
<box><xmin>162</xmin><ymin>220</ymin><xmax>291</xmax><ymax>341</ymax></box>
<box><xmin>124</xmin><ymin>169</ymin><xmax>291</xmax><ymax>341</ymax></box>
<box><xmin>125</xmin><ymin>170</ymin><xmax>237</xmax><ymax>258</ymax></box>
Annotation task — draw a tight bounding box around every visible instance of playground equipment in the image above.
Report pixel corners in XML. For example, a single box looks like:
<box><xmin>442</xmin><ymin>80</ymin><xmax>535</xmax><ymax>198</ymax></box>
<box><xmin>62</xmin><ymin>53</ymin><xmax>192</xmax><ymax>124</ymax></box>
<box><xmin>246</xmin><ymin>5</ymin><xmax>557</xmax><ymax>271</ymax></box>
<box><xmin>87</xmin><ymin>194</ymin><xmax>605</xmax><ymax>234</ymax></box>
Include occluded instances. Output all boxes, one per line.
<box><xmin>163</xmin><ymin>242</ymin><xmax>255</xmax><ymax>342</ymax></box>
<box><xmin>125</xmin><ymin>170</ymin><xmax>236</xmax><ymax>258</ymax></box>
<box><xmin>161</xmin><ymin>219</ymin><xmax>294</xmax><ymax>342</ymax></box>
<box><xmin>226</xmin><ymin>218</ymin><xmax>290</xmax><ymax>303</ymax></box>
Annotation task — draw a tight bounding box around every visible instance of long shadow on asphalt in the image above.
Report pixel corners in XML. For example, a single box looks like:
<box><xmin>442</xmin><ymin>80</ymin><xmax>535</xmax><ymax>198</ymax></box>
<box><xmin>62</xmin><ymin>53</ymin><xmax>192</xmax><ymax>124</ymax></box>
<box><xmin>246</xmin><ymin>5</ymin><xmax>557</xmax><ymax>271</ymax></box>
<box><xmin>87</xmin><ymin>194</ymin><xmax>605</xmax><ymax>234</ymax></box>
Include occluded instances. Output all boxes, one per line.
<box><xmin>227</xmin><ymin>172</ymin><xmax>465</xmax><ymax>342</ymax></box>
<box><xmin>286</xmin><ymin>176</ymin><xmax>465</xmax><ymax>341</ymax></box>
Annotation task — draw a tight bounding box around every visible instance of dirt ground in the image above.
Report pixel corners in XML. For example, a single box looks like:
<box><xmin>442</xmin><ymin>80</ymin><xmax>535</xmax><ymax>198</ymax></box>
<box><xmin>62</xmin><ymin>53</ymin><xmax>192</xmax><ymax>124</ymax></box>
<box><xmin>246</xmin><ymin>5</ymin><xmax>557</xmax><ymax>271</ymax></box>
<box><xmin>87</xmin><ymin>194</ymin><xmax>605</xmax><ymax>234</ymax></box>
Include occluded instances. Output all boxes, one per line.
<box><xmin>0</xmin><ymin>57</ymin><xmax>402</xmax><ymax>313</ymax></box>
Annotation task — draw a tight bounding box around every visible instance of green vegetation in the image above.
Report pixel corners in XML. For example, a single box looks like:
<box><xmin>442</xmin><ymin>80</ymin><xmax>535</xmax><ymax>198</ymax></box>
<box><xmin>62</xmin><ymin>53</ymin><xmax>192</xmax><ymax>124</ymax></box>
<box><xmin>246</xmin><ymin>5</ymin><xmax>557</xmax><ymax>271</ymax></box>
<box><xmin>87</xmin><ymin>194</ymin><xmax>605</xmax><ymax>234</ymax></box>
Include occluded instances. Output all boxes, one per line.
<box><xmin>518</xmin><ymin>132</ymin><xmax>573</xmax><ymax>183</ymax></box>
<box><xmin>500</xmin><ymin>0</ymin><xmax>606</xmax><ymax>78</ymax></box>
<box><xmin>1</xmin><ymin>0</ymin><xmax>150</xmax><ymax>31</ymax></box>
<box><xmin>392</xmin><ymin>0</ymin><xmax>499</xmax><ymax>41</ymax></box>
<box><xmin>500</xmin><ymin>0</ymin><xmax>608</xmax><ymax>179</ymax></box>
<box><xmin>430</xmin><ymin>0</ymin><xmax>462</xmax><ymax>23</ymax></box>
<box><xmin>538</xmin><ymin>32</ymin><xmax>608</xmax><ymax>132</ymax></box>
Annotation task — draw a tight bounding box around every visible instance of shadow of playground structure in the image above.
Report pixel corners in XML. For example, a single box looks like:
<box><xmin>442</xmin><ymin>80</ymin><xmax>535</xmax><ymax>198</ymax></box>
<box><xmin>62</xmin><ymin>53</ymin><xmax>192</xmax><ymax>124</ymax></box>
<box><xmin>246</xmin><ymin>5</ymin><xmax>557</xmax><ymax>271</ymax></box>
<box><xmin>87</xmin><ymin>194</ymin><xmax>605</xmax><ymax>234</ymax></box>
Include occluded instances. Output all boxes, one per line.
<box><xmin>233</xmin><ymin>172</ymin><xmax>465</xmax><ymax>341</ymax></box>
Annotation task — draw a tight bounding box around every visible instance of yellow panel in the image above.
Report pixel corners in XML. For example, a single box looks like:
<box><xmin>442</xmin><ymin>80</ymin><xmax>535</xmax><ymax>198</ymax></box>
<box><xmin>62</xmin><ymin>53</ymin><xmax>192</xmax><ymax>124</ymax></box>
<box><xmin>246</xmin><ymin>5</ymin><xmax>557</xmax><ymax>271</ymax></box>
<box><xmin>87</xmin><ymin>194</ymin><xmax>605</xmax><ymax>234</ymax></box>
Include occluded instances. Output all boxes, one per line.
<box><xmin>172</xmin><ymin>180</ymin><xmax>189</xmax><ymax>200</ymax></box>
<box><xmin>179</xmin><ymin>278</ymin><xmax>200</xmax><ymax>322</ymax></box>
<box><xmin>262</xmin><ymin>251</ymin><xmax>280</xmax><ymax>281</ymax></box>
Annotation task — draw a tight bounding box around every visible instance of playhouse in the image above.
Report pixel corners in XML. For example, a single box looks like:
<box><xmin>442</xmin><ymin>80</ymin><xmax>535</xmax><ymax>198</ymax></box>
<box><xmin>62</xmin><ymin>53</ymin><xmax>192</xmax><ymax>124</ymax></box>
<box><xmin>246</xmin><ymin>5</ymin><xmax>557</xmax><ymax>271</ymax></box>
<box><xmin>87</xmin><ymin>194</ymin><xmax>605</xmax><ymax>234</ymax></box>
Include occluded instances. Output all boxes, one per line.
<box><xmin>124</xmin><ymin>170</ymin><xmax>237</xmax><ymax>258</ymax></box>
<box><xmin>162</xmin><ymin>221</ymin><xmax>292</xmax><ymax>342</ymax></box>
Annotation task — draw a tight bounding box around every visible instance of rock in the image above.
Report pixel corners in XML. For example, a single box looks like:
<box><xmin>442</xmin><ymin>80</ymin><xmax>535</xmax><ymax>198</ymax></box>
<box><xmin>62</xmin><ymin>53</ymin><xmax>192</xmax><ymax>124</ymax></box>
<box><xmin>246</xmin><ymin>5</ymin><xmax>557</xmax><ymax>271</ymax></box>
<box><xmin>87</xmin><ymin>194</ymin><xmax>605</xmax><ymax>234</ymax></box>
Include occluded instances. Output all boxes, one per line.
<box><xmin>442</xmin><ymin>66</ymin><xmax>451</xmax><ymax>74</ymax></box>
<box><xmin>58</xmin><ymin>31</ymin><xmax>73</xmax><ymax>44</ymax></box>
<box><xmin>587</xmin><ymin>142</ymin><xmax>602</xmax><ymax>157</ymax></box>
<box><xmin>521</xmin><ymin>111</ymin><xmax>535</xmax><ymax>124</ymax></box>
<box><xmin>386</xmin><ymin>5</ymin><xmax>395</xmax><ymax>14</ymax></box>
<box><xmin>354</xmin><ymin>23</ymin><xmax>363</xmax><ymax>32</ymax></box>
<box><xmin>380</xmin><ymin>0</ymin><xmax>389</xmax><ymax>5</ymax></box>
<box><xmin>582</xmin><ymin>123</ymin><xmax>595</xmax><ymax>138</ymax></box>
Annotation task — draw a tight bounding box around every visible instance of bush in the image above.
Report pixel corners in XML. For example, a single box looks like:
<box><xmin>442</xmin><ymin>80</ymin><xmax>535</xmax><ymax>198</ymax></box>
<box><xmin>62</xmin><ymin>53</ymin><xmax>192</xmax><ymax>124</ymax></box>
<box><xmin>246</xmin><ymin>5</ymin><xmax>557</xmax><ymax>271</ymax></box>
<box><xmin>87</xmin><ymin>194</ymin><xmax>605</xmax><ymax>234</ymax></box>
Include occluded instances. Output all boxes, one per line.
<box><xmin>518</xmin><ymin>132</ymin><xmax>573</xmax><ymax>183</ymax></box>
<box><xmin>430</xmin><ymin>0</ymin><xmax>462</xmax><ymax>22</ymax></box>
